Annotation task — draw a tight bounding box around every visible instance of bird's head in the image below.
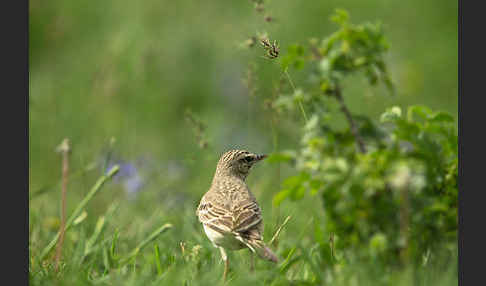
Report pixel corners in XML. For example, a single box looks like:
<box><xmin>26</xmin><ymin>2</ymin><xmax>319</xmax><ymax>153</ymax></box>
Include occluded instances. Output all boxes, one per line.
<box><xmin>215</xmin><ymin>149</ymin><xmax>267</xmax><ymax>180</ymax></box>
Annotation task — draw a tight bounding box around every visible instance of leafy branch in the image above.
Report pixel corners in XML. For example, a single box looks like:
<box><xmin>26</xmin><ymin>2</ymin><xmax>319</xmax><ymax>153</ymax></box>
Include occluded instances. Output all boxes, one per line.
<box><xmin>257</xmin><ymin>9</ymin><xmax>457</xmax><ymax>266</ymax></box>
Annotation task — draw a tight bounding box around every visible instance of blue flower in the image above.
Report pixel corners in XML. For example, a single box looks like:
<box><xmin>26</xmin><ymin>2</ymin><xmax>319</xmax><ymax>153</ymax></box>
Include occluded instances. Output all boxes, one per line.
<box><xmin>105</xmin><ymin>159</ymin><xmax>145</xmax><ymax>196</ymax></box>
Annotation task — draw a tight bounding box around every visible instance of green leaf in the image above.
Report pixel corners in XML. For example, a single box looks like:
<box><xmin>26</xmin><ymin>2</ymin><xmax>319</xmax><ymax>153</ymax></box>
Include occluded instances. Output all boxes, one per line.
<box><xmin>273</xmin><ymin>189</ymin><xmax>292</xmax><ymax>206</ymax></box>
<box><xmin>330</xmin><ymin>9</ymin><xmax>350</xmax><ymax>26</ymax></box>
<box><xmin>309</xmin><ymin>179</ymin><xmax>323</xmax><ymax>195</ymax></box>
<box><xmin>428</xmin><ymin>202</ymin><xmax>449</xmax><ymax>213</ymax></box>
<box><xmin>294</xmin><ymin>58</ymin><xmax>305</xmax><ymax>70</ymax></box>
<box><xmin>282</xmin><ymin>172</ymin><xmax>310</xmax><ymax>188</ymax></box>
<box><xmin>395</xmin><ymin>120</ymin><xmax>421</xmax><ymax>139</ymax></box>
<box><xmin>288</xmin><ymin>44</ymin><xmax>305</xmax><ymax>56</ymax></box>
<box><xmin>369</xmin><ymin>233</ymin><xmax>388</xmax><ymax>255</ymax></box>
<box><xmin>274</xmin><ymin>173</ymin><xmax>311</xmax><ymax>205</ymax></box>
<box><xmin>280</xmin><ymin>55</ymin><xmax>291</xmax><ymax>70</ymax></box>
<box><xmin>353</xmin><ymin>57</ymin><xmax>367</xmax><ymax>67</ymax></box>
<box><xmin>382</xmin><ymin>73</ymin><xmax>396</xmax><ymax>96</ymax></box>
<box><xmin>313</xmin><ymin>219</ymin><xmax>326</xmax><ymax>245</ymax></box>
<box><xmin>290</xmin><ymin>185</ymin><xmax>306</xmax><ymax>201</ymax></box>
<box><xmin>407</xmin><ymin>105</ymin><xmax>433</xmax><ymax>122</ymax></box>
<box><xmin>429</xmin><ymin>112</ymin><xmax>454</xmax><ymax>123</ymax></box>
<box><xmin>320</xmin><ymin>80</ymin><xmax>330</xmax><ymax>93</ymax></box>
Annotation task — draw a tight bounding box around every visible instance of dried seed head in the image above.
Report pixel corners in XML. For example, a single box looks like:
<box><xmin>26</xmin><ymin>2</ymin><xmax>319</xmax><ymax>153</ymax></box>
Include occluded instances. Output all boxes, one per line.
<box><xmin>264</xmin><ymin>15</ymin><xmax>274</xmax><ymax>22</ymax></box>
<box><xmin>260</xmin><ymin>37</ymin><xmax>279</xmax><ymax>59</ymax></box>
<box><xmin>255</xmin><ymin>3</ymin><xmax>264</xmax><ymax>13</ymax></box>
<box><xmin>56</xmin><ymin>138</ymin><xmax>71</xmax><ymax>154</ymax></box>
<box><xmin>244</xmin><ymin>36</ymin><xmax>257</xmax><ymax>48</ymax></box>
<box><xmin>260</xmin><ymin>38</ymin><xmax>271</xmax><ymax>48</ymax></box>
<box><xmin>180</xmin><ymin>241</ymin><xmax>186</xmax><ymax>255</ymax></box>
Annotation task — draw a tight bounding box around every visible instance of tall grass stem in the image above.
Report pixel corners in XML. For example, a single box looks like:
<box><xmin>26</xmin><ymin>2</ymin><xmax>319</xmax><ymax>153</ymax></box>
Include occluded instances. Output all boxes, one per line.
<box><xmin>39</xmin><ymin>165</ymin><xmax>120</xmax><ymax>263</ymax></box>
<box><xmin>283</xmin><ymin>68</ymin><xmax>308</xmax><ymax>124</ymax></box>
<box><xmin>54</xmin><ymin>138</ymin><xmax>70</xmax><ymax>271</ymax></box>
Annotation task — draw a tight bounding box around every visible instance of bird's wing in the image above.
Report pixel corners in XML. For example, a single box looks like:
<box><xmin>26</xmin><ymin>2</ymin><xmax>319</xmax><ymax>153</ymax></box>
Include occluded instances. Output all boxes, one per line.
<box><xmin>197</xmin><ymin>196</ymin><xmax>234</xmax><ymax>233</ymax></box>
<box><xmin>197</xmin><ymin>192</ymin><xmax>277</xmax><ymax>263</ymax></box>
<box><xmin>231</xmin><ymin>199</ymin><xmax>263</xmax><ymax>233</ymax></box>
<box><xmin>231</xmin><ymin>200</ymin><xmax>278</xmax><ymax>263</ymax></box>
<box><xmin>197</xmin><ymin>194</ymin><xmax>262</xmax><ymax>235</ymax></box>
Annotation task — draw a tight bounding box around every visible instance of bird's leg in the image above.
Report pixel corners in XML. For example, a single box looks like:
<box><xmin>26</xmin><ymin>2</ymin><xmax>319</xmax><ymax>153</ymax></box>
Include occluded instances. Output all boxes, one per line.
<box><xmin>219</xmin><ymin>247</ymin><xmax>229</xmax><ymax>281</ymax></box>
<box><xmin>249</xmin><ymin>251</ymin><xmax>255</xmax><ymax>272</ymax></box>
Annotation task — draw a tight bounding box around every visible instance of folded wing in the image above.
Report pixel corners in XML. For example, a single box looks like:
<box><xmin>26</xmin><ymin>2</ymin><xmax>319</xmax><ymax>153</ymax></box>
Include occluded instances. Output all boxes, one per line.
<box><xmin>197</xmin><ymin>198</ymin><xmax>262</xmax><ymax>234</ymax></box>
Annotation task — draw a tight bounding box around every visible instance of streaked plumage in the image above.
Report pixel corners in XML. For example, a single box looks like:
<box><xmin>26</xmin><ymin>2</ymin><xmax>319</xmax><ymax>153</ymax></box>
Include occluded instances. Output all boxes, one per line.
<box><xmin>196</xmin><ymin>150</ymin><xmax>277</xmax><ymax>280</ymax></box>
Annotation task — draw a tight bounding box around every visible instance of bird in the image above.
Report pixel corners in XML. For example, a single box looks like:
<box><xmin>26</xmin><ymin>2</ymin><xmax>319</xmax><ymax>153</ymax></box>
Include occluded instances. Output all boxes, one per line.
<box><xmin>196</xmin><ymin>149</ymin><xmax>278</xmax><ymax>280</ymax></box>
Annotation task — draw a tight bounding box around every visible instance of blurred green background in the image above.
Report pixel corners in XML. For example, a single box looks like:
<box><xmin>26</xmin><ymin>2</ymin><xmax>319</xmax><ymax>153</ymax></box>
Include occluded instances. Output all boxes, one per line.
<box><xmin>29</xmin><ymin>0</ymin><xmax>457</xmax><ymax>284</ymax></box>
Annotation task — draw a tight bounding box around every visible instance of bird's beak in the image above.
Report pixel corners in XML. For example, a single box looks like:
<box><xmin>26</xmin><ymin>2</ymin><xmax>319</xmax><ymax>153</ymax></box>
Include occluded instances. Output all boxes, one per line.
<box><xmin>256</xmin><ymin>154</ymin><xmax>267</xmax><ymax>161</ymax></box>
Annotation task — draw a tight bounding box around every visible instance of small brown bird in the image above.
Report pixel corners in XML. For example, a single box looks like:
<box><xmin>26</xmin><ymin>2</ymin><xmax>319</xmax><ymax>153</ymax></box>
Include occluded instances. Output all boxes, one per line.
<box><xmin>196</xmin><ymin>150</ymin><xmax>278</xmax><ymax>280</ymax></box>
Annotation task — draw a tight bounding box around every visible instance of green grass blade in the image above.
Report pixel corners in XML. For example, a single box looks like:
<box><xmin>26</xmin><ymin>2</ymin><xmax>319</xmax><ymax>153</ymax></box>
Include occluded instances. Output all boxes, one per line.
<box><xmin>121</xmin><ymin>223</ymin><xmax>173</xmax><ymax>264</ymax></box>
<box><xmin>279</xmin><ymin>217</ymin><xmax>313</xmax><ymax>273</ymax></box>
<box><xmin>154</xmin><ymin>244</ymin><xmax>163</xmax><ymax>276</ymax></box>
<box><xmin>299</xmin><ymin>245</ymin><xmax>322</xmax><ymax>282</ymax></box>
<box><xmin>85</xmin><ymin>216</ymin><xmax>106</xmax><ymax>255</ymax></box>
<box><xmin>111</xmin><ymin>228</ymin><xmax>119</xmax><ymax>260</ymax></box>
<box><xmin>270</xmin><ymin>215</ymin><xmax>291</xmax><ymax>245</ymax></box>
<box><xmin>280</xmin><ymin>255</ymin><xmax>302</xmax><ymax>275</ymax></box>
<box><xmin>82</xmin><ymin>234</ymin><xmax>117</xmax><ymax>261</ymax></box>
<box><xmin>103</xmin><ymin>245</ymin><xmax>111</xmax><ymax>271</ymax></box>
<box><xmin>84</xmin><ymin>202</ymin><xmax>119</xmax><ymax>257</ymax></box>
<box><xmin>38</xmin><ymin>165</ymin><xmax>120</xmax><ymax>262</ymax></box>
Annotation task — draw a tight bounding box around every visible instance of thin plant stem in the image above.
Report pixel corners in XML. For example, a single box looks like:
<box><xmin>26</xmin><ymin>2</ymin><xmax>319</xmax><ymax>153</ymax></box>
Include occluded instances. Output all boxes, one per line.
<box><xmin>329</xmin><ymin>232</ymin><xmax>335</xmax><ymax>261</ymax></box>
<box><xmin>119</xmin><ymin>223</ymin><xmax>173</xmax><ymax>265</ymax></box>
<box><xmin>39</xmin><ymin>165</ymin><xmax>120</xmax><ymax>263</ymax></box>
<box><xmin>269</xmin><ymin>215</ymin><xmax>291</xmax><ymax>246</ymax></box>
<box><xmin>103</xmin><ymin>137</ymin><xmax>116</xmax><ymax>173</ymax></box>
<box><xmin>283</xmin><ymin>68</ymin><xmax>308</xmax><ymax>124</ymax></box>
<box><xmin>399</xmin><ymin>185</ymin><xmax>410</xmax><ymax>264</ymax></box>
<box><xmin>333</xmin><ymin>85</ymin><xmax>367</xmax><ymax>153</ymax></box>
<box><xmin>269</xmin><ymin>77</ymin><xmax>283</xmax><ymax>248</ymax></box>
<box><xmin>279</xmin><ymin>216</ymin><xmax>313</xmax><ymax>271</ymax></box>
<box><xmin>54</xmin><ymin>138</ymin><xmax>70</xmax><ymax>271</ymax></box>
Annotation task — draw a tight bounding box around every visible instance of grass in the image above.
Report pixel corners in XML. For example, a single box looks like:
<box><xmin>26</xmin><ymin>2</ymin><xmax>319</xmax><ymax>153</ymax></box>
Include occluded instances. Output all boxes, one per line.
<box><xmin>29</xmin><ymin>160</ymin><xmax>457</xmax><ymax>286</ymax></box>
<box><xmin>38</xmin><ymin>165</ymin><xmax>120</xmax><ymax>262</ymax></box>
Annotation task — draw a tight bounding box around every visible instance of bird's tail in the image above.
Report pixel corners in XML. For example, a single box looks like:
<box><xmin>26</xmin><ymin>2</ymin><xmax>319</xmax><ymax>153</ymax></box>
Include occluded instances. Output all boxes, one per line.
<box><xmin>248</xmin><ymin>240</ymin><xmax>278</xmax><ymax>263</ymax></box>
<box><xmin>233</xmin><ymin>231</ymin><xmax>279</xmax><ymax>263</ymax></box>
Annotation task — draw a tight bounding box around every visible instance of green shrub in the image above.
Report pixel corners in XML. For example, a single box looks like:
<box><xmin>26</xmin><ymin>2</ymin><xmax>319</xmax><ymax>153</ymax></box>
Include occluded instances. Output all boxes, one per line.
<box><xmin>267</xmin><ymin>9</ymin><xmax>458</xmax><ymax>265</ymax></box>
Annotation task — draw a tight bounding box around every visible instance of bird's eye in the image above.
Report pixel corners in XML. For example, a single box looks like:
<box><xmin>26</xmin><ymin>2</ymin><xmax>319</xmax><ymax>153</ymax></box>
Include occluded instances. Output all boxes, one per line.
<box><xmin>242</xmin><ymin>156</ymin><xmax>253</xmax><ymax>163</ymax></box>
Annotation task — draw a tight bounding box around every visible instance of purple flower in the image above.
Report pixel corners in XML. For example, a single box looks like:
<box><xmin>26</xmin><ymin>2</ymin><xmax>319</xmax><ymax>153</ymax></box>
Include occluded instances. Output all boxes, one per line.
<box><xmin>123</xmin><ymin>173</ymin><xmax>144</xmax><ymax>196</ymax></box>
<box><xmin>105</xmin><ymin>160</ymin><xmax>145</xmax><ymax>197</ymax></box>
